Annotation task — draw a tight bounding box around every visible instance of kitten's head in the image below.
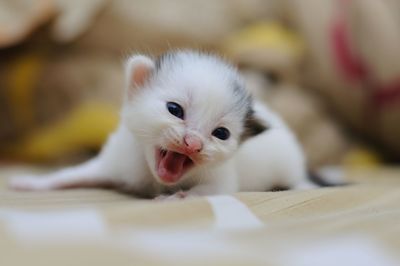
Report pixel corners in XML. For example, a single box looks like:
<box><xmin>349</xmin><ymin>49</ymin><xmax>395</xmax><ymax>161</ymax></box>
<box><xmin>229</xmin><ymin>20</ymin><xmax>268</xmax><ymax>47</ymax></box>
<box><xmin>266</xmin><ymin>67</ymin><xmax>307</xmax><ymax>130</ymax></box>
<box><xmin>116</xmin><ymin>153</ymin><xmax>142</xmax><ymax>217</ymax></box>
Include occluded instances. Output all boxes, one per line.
<box><xmin>122</xmin><ymin>51</ymin><xmax>266</xmax><ymax>185</ymax></box>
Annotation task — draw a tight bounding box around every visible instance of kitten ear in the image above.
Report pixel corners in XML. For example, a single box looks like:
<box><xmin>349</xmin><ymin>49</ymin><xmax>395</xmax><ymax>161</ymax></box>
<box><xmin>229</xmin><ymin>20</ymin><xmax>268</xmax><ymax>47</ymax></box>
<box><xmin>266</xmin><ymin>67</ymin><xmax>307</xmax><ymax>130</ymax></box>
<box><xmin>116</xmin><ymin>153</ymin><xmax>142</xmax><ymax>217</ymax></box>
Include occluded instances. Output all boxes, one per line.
<box><xmin>241</xmin><ymin>109</ymin><xmax>268</xmax><ymax>142</ymax></box>
<box><xmin>125</xmin><ymin>55</ymin><xmax>155</xmax><ymax>95</ymax></box>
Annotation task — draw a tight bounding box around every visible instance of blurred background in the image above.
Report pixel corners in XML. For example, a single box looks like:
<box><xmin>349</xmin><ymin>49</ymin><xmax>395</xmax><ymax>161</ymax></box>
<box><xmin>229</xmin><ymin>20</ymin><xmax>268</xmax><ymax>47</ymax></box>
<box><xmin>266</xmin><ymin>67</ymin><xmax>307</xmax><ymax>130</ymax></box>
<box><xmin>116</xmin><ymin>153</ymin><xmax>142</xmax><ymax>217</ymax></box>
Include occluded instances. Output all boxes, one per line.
<box><xmin>0</xmin><ymin>0</ymin><xmax>399</xmax><ymax>173</ymax></box>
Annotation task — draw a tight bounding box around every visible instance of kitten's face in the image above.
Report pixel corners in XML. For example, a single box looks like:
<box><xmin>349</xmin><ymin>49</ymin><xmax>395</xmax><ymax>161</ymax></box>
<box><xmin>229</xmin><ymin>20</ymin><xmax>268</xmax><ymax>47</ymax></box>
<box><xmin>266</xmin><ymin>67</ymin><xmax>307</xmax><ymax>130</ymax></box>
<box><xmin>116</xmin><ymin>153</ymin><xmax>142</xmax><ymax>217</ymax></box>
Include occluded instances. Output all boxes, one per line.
<box><xmin>122</xmin><ymin>52</ymin><xmax>264</xmax><ymax>185</ymax></box>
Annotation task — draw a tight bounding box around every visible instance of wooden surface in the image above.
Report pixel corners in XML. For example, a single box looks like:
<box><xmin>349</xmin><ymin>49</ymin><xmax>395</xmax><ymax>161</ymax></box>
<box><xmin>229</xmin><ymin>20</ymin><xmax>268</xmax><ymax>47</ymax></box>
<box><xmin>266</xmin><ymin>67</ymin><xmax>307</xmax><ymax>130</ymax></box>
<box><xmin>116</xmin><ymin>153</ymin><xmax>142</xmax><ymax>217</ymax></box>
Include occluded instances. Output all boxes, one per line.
<box><xmin>0</xmin><ymin>165</ymin><xmax>399</xmax><ymax>266</ymax></box>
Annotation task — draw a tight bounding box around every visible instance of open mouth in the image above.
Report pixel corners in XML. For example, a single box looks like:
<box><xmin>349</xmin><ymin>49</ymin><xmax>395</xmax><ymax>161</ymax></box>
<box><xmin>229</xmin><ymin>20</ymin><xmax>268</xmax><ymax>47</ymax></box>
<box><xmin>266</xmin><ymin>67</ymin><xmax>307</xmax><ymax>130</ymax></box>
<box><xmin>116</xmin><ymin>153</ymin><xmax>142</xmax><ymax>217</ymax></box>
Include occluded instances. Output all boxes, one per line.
<box><xmin>155</xmin><ymin>148</ymin><xmax>194</xmax><ymax>184</ymax></box>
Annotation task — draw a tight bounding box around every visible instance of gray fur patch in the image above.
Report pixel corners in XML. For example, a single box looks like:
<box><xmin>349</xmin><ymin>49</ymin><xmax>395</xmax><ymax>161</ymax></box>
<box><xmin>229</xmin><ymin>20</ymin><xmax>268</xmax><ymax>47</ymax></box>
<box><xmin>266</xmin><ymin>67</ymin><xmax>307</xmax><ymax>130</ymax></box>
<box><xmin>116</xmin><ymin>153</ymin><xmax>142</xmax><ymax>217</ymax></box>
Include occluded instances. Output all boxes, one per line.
<box><xmin>232</xmin><ymin>81</ymin><xmax>252</xmax><ymax>108</ymax></box>
<box><xmin>240</xmin><ymin>108</ymin><xmax>268</xmax><ymax>142</ymax></box>
<box><xmin>155</xmin><ymin>52</ymin><xmax>174</xmax><ymax>71</ymax></box>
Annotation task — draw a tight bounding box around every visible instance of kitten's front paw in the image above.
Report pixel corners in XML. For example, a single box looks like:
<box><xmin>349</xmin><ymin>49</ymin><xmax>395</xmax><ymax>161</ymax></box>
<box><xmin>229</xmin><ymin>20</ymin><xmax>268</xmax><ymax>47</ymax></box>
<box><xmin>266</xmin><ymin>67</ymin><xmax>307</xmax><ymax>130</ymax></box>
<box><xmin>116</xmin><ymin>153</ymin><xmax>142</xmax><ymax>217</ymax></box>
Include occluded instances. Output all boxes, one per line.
<box><xmin>154</xmin><ymin>191</ymin><xmax>188</xmax><ymax>201</ymax></box>
<box><xmin>9</xmin><ymin>176</ymin><xmax>52</xmax><ymax>191</ymax></box>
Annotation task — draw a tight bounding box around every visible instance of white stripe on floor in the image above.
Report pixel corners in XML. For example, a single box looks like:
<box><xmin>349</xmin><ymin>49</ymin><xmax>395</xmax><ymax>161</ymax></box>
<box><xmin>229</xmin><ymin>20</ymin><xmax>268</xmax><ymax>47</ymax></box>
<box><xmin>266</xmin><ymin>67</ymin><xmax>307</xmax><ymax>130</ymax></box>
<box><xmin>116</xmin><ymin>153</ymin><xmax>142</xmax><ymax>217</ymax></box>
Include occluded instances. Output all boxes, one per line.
<box><xmin>0</xmin><ymin>209</ymin><xmax>106</xmax><ymax>243</ymax></box>
<box><xmin>206</xmin><ymin>195</ymin><xmax>263</xmax><ymax>230</ymax></box>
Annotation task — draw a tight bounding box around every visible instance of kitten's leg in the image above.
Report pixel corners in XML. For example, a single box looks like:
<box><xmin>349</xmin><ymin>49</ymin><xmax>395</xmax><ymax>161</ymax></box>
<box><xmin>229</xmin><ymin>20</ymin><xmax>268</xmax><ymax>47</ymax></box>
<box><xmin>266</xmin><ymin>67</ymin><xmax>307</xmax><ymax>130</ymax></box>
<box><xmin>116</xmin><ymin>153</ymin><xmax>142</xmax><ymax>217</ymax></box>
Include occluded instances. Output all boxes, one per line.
<box><xmin>9</xmin><ymin>158</ymin><xmax>115</xmax><ymax>191</ymax></box>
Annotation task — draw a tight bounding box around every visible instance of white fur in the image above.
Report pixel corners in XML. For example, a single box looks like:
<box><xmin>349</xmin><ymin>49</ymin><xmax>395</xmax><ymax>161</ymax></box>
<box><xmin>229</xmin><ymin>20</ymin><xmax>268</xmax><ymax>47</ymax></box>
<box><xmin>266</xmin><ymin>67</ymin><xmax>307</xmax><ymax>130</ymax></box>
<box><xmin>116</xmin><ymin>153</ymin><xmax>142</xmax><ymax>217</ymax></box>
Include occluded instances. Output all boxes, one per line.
<box><xmin>236</xmin><ymin>102</ymin><xmax>315</xmax><ymax>191</ymax></box>
<box><xmin>9</xmin><ymin>51</ymin><xmax>315</xmax><ymax>198</ymax></box>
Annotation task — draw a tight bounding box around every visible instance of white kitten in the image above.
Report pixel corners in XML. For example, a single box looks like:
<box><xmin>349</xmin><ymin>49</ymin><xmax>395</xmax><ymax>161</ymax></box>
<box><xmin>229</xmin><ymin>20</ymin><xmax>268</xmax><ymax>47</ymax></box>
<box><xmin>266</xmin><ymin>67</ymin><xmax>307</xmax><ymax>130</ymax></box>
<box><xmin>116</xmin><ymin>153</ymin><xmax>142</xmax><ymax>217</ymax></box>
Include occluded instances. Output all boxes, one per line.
<box><xmin>9</xmin><ymin>51</ymin><xmax>316</xmax><ymax>199</ymax></box>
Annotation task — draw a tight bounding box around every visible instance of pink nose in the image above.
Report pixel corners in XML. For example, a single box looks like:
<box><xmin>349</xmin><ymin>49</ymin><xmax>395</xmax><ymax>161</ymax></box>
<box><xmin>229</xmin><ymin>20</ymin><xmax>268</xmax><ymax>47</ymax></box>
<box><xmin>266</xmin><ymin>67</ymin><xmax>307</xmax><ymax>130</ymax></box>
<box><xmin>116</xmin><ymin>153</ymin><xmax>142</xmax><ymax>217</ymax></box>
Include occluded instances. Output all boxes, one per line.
<box><xmin>183</xmin><ymin>135</ymin><xmax>203</xmax><ymax>154</ymax></box>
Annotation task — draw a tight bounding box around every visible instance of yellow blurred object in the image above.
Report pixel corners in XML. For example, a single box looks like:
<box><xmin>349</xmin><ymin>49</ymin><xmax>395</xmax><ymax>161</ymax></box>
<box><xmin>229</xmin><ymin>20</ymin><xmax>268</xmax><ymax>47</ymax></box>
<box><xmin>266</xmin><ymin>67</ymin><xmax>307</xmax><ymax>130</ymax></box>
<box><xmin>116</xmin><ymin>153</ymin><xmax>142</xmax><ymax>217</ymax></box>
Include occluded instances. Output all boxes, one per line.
<box><xmin>7</xmin><ymin>53</ymin><xmax>44</xmax><ymax>130</ymax></box>
<box><xmin>224</xmin><ymin>21</ymin><xmax>304</xmax><ymax>58</ymax></box>
<box><xmin>223</xmin><ymin>21</ymin><xmax>304</xmax><ymax>83</ymax></box>
<box><xmin>7</xmin><ymin>102</ymin><xmax>119</xmax><ymax>161</ymax></box>
<box><xmin>343</xmin><ymin>148</ymin><xmax>382</xmax><ymax>168</ymax></box>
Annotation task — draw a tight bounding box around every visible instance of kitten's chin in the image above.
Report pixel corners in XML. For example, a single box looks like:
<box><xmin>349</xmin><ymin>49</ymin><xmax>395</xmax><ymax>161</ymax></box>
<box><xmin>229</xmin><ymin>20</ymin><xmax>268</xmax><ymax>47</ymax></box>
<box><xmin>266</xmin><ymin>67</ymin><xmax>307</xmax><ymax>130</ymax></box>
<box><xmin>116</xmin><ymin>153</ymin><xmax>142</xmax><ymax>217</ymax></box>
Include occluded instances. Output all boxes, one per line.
<box><xmin>154</xmin><ymin>147</ymin><xmax>194</xmax><ymax>185</ymax></box>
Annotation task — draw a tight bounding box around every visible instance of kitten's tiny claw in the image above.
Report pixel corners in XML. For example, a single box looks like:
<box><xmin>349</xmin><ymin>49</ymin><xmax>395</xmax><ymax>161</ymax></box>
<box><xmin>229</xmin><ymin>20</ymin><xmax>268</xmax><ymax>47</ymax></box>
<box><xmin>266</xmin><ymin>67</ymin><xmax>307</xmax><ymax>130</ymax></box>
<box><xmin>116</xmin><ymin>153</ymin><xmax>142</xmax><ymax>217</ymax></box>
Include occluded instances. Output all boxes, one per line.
<box><xmin>154</xmin><ymin>194</ymin><xmax>169</xmax><ymax>200</ymax></box>
<box><xmin>154</xmin><ymin>190</ymin><xmax>188</xmax><ymax>201</ymax></box>
<box><xmin>175</xmin><ymin>190</ymin><xmax>188</xmax><ymax>198</ymax></box>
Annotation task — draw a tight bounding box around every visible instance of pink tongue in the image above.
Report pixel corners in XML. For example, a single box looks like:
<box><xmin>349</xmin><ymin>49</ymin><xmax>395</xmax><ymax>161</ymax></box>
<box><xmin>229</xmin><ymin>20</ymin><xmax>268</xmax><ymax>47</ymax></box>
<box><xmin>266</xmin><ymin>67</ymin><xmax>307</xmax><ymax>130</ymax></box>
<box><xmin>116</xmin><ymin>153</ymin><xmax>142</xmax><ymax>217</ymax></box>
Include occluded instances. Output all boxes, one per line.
<box><xmin>157</xmin><ymin>151</ymin><xmax>187</xmax><ymax>183</ymax></box>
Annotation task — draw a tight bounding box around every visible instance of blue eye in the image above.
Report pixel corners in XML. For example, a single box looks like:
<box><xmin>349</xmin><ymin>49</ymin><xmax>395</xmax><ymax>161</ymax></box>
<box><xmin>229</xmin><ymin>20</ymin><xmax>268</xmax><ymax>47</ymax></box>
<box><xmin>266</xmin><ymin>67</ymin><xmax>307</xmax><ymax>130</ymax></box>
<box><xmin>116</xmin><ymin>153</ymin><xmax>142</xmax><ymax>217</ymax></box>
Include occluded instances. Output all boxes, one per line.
<box><xmin>212</xmin><ymin>127</ymin><xmax>230</xmax><ymax>140</ymax></box>
<box><xmin>167</xmin><ymin>102</ymin><xmax>184</xmax><ymax>119</ymax></box>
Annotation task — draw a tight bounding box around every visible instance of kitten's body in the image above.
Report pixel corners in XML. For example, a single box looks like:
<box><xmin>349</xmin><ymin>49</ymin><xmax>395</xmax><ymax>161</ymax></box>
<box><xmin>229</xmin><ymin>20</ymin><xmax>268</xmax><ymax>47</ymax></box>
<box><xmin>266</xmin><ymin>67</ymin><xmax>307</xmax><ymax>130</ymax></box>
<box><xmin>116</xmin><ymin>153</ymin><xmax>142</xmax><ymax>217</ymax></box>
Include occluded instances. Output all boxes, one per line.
<box><xmin>10</xmin><ymin>51</ymin><xmax>315</xmax><ymax>198</ymax></box>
